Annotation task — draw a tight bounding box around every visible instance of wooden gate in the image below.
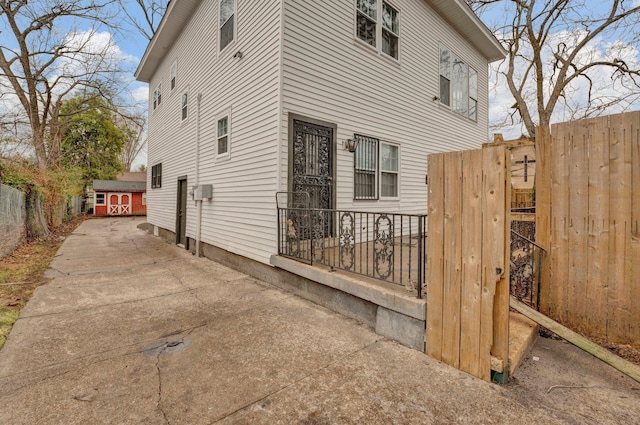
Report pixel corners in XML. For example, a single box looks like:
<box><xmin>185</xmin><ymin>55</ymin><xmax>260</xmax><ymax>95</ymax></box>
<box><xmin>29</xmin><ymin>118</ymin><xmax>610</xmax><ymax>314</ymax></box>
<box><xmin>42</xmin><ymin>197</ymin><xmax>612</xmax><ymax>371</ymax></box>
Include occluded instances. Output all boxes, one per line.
<box><xmin>426</xmin><ymin>145</ymin><xmax>511</xmax><ymax>381</ymax></box>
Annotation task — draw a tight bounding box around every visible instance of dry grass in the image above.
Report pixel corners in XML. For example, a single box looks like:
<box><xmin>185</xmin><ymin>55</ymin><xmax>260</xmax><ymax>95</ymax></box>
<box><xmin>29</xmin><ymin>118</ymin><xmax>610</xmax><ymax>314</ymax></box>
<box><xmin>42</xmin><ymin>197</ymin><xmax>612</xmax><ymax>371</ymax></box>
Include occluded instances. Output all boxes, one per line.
<box><xmin>0</xmin><ymin>216</ymin><xmax>86</xmax><ymax>350</ymax></box>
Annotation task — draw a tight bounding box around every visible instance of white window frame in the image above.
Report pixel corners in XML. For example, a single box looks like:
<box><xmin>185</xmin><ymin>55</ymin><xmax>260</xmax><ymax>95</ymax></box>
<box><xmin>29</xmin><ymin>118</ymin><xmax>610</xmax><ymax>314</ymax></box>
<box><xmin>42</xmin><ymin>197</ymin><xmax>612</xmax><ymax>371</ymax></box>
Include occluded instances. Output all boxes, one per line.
<box><xmin>181</xmin><ymin>91</ymin><xmax>188</xmax><ymax>121</ymax></box>
<box><xmin>355</xmin><ymin>0</ymin><xmax>400</xmax><ymax>61</ymax></box>
<box><xmin>142</xmin><ymin>193</ymin><xmax>147</xmax><ymax>206</ymax></box>
<box><xmin>95</xmin><ymin>192</ymin><xmax>106</xmax><ymax>205</ymax></box>
<box><xmin>152</xmin><ymin>83</ymin><xmax>162</xmax><ymax>110</ymax></box>
<box><xmin>380</xmin><ymin>141</ymin><xmax>400</xmax><ymax>199</ymax></box>
<box><xmin>353</xmin><ymin>134</ymin><xmax>400</xmax><ymax>201</ymax></box>
<box><xmin>219</xmin><ymin>0</ymin><xmax>236</xmax><ymax>53</ymax></box>
<box><xmin>170</xmin><ymin>61</ymin><xmax>177</xmax><ymax>91</ymax></box>
<box><xmin>216</xmin><ymin>110</ymin><xmax>231</xmax><ymax>160</ymax></box>
<box><xmin>438</xmin><ymin>45</ymin><xmax>477</xmax><ymax>122</ymax></box>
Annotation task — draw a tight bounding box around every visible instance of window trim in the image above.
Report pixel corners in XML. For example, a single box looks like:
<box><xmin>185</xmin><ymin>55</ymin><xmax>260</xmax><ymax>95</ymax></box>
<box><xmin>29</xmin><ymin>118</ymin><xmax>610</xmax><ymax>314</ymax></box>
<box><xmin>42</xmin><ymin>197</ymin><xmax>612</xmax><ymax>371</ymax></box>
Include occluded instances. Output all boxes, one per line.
<box><xmin>216</xmin><ymin>109</ymin><xmax>231</xmax><ymax>160</ymax></box>
<box><xmin>438</xmin><ymin>44</ymin><xmax>478</xmax><ymax>122</ymax></box>
<box><xmin>353</xmin><ymin>134</ymin><xmax>400</xmax><ymax>201</ymax></box>
<box><xmin>380</xmin><ymin>141</ymin><xmax>400</xmax><ymax>199</ymax></box>
<box><xmin>95</xmin><ymin>192</ymin><xmax>106</xmax><ymax>205</ymax></box>
<box><xmin>355</xmin><ymin>0</ymin><xmax>400</xmax><ymax>61</ymax></box>
<box><xmin>170</xmin><ymin>61</ymin><xmax>177</xmax><ymax>91</ymax></box>
<box><xmin>152</xmin><ymin>83</ymin><xmax>162</xmax><ymax>110</ymax></box>
<box><xmin>151</xmin><ymin>163</ymin><xmax>162</xmax><ymax>189</ymax></box>
<box><xmin>219</xmin><ymin>0</ymin><xmax>236</xmax><ymax>53</ymax></box>
<box><xmin>181</xmin><ymin>91</ymin><xmax>188</xmax><ymax>121</ymax></box>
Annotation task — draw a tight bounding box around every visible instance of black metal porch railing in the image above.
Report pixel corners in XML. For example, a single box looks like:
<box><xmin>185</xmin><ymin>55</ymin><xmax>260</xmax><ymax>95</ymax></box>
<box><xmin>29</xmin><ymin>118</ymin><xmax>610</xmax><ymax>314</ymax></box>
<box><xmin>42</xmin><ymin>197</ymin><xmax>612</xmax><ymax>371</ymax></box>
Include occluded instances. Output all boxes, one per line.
<box><xmin>276</xmin><ymin>192</ymin><xmax>427</xmax><ymax>298</ymax></box>
<box><xmin>510</xmin><ymin>221</ymin><xmax>546</xmax><ymax>310</ymax></box>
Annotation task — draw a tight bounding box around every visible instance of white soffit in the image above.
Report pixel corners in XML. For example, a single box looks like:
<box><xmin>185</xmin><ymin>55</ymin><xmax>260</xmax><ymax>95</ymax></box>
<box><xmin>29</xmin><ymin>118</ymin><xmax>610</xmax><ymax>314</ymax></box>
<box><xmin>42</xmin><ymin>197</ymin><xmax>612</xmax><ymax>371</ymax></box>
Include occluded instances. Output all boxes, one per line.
<box><xmin>135</xmin><ymin>0</ymin><xmax>201</xmax><ymax>82</ymax></box>
<box><xmin>427</xmin><ymin>0</ymin><xmax>506</xmax><ymax>62</ymax></box>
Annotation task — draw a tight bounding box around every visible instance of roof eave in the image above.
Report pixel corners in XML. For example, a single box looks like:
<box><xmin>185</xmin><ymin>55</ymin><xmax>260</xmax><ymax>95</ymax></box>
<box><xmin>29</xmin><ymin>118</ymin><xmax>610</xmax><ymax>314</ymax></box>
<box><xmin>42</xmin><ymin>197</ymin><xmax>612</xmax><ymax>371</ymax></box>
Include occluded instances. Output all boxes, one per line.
<box><xmin>135</xmin><ymin>0</ymin><xmax>201</xmax><ymax>82</ymax></box>
<box><xmin>428</xmin><ymin>0</ymin><xmax>506</xmax><ymax>62</ymax></box>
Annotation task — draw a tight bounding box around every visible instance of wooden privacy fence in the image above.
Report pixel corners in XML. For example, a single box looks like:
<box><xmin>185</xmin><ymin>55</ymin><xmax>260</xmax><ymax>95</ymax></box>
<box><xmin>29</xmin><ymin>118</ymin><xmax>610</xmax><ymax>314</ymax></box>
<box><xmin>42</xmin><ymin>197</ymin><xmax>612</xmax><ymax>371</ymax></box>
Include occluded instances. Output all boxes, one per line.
<box><xmin>426</xmin><ymin>145</ymin><xmax>510</xmax><ymax>381</ymax></box>
<box><xmin>537</xmin><ymin>111</ymin><xmax>640</xmax><ymax>345</ymax></box>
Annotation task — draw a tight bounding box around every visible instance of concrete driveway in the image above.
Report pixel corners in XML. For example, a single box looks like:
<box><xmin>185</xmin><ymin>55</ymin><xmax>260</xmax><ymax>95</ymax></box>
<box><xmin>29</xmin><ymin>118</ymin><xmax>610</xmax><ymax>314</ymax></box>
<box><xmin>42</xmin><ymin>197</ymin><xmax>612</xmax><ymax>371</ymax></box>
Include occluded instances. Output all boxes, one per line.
<box><xmin>0</xmin><ymin>217</ymin><xmax>638</xmax><ymax>424</ymax></box>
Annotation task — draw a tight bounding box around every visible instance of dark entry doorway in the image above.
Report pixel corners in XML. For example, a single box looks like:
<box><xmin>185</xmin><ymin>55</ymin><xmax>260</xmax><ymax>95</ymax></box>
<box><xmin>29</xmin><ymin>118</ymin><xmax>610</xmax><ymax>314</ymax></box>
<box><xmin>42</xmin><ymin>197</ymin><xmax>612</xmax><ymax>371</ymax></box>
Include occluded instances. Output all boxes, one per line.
<box><xmin>176</xmin><ymin>177</ymin><xmax>188</xmax><ymax>247</ymax></box>
<box><xmin>289</xmin><ymin>116</ymin><xmax>336</xmax><ymax>210</ymax></box>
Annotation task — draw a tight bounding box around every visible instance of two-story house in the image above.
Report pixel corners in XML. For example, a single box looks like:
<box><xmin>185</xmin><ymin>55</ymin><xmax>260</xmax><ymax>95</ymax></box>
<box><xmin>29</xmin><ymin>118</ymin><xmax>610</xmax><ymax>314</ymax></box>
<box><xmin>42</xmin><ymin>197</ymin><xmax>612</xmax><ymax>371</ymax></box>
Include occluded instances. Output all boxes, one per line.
<box><xmin>135</xmin><ymin>0</ymin><xmax>504</xmax><ymax>268</ymax></box>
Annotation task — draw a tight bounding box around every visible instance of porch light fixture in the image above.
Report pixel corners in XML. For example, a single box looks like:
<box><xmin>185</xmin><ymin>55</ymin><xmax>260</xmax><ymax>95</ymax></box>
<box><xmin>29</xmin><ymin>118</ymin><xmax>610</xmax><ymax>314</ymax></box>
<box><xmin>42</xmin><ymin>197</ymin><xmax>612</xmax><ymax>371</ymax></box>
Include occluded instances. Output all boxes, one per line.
<box><xmin>343</xmin><ymin>138</ymin><xmax>359</xmax><ymax>153</ymax></box>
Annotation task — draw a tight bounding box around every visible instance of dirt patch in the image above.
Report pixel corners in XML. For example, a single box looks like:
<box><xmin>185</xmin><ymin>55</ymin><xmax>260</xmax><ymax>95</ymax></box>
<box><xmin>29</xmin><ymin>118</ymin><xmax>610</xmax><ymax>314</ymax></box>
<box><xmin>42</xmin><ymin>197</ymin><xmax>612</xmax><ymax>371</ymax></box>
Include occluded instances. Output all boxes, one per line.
<box><xmin>590</xmin><ymin>337</ymin><xmax>640</xmax><ymax>366</ymax></box>
<box><xmin>0</xmin><ymin>215</ymin><xmax>86</xmax><ymax>349</ymax></box>
<box><xmin>539</xmin><ymin>327</ymin><xmax>640</xmax><ymax>367</ymax></box>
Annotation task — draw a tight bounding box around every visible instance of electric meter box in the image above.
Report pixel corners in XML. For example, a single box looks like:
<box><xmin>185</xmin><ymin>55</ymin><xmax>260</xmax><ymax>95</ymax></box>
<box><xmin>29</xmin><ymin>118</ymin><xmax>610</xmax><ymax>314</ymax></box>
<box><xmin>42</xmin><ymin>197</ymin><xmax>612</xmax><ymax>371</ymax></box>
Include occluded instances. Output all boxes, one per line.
<box><xmin>192</xmin><ymin>184</ymin><xmax>213</xmax><ymax>200</ymax></box>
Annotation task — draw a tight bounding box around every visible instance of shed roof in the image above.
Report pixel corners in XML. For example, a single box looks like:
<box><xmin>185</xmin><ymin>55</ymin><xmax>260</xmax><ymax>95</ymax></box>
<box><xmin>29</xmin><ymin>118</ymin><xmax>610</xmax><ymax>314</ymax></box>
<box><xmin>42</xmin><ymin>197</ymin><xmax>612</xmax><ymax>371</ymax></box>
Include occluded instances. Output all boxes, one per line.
<box><xmin>135</xmin><ymin>0</ymin><xmax>506</xmax><ymax>82</ymax></box>
<box><xmin>93</xmin><ymin>180</ymin><xmax>146</xmax><ymax>193</ymax></box>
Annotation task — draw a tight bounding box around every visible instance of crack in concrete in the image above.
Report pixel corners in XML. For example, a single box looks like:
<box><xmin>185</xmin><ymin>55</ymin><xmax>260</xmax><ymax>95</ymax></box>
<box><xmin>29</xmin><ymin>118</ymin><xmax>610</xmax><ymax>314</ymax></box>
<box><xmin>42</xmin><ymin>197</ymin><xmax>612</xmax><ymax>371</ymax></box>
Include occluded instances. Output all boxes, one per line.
<box><xmin>0</xmin><ymin>323</ymin><xmax>208</xmax><ymax>392</ymax></box>
<box><xmin>211</xmin><ymin>337</ymin><xmax>386</xmax><ymax>423</ymax></box>
<box><xmin>155</xmin><ymin>348</ymin><xmax>171</xmax><ymax>425</ymax></box>
<box><xmin>165</xmin><ymin>267</ymin><xmax>209</xmax><ymax>309</ymax></box>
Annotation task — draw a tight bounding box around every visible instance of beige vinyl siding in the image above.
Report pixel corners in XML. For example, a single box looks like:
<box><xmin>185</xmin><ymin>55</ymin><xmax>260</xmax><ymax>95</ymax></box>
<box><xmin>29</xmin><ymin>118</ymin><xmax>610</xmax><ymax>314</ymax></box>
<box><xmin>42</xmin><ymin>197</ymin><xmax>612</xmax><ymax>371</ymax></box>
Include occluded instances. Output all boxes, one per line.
<box><xmin>146</xmin><ymin>0</ymin><xmax>282</xmax><ymax>264</ymax></box>
<box><xmin>280</xmin><ymin>0</ymin><xmax>490</xmax><ymax>214</ymax></box>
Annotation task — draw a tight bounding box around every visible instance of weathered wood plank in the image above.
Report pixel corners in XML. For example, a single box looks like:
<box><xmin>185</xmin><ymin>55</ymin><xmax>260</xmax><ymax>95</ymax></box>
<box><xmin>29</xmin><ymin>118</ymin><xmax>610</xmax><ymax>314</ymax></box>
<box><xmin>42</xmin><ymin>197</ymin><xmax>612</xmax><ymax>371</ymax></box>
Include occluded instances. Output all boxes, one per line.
<box><xmin>630</xmin><ymin>112</ymin><xmax>640</xmax><ymax>342</ymax></box>
<box><xmin>535</xmin><ymin>125</ymin><xmax>552</xmax><ymax>314</ymax></box>
<box><xmin>567</xmin><ymin>120</ymin><xmax>589</xmax><ymax>331</ymax></box>
<box><xmin>480</xmin><ymin>145</ymin><xmax>507</xmax><ymax>381</ymax></box>
<box><xmin>442</xmin><ymin>151</ymin><xmax>463</xmax><ymax>368</ymax></box>
<box><xmin>459</xmin><ymin>149</ymin><xmax>483</xmax><ymax>377</ymax></box>
<box><xmin>607</xmin><ymin>113</ymin><xmax>632</xmax><ymax>342</ymax></box>
<box><xmin>426</xmin><ymin>153</ymin><xmax>445</xmax><ymax>361</ymax></box>
<box><xmin>586</xmin><ymin>116</ymin><xmax>610</xmax><ymax>337</ymax></box>
<box><xmin>549</xmin><ymin>122</ymin><xmax>570</xmax><ymax>322</ymax></box>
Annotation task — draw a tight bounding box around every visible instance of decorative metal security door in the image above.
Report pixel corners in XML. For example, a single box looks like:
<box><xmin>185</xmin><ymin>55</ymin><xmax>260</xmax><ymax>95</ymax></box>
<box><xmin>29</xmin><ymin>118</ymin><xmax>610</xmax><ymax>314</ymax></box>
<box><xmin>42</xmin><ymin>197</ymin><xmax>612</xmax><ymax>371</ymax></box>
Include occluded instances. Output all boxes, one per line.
<box><xmin>290</xmin><ymin>118</ymin><xmax>335</xmax><ymax>239</ymax></box>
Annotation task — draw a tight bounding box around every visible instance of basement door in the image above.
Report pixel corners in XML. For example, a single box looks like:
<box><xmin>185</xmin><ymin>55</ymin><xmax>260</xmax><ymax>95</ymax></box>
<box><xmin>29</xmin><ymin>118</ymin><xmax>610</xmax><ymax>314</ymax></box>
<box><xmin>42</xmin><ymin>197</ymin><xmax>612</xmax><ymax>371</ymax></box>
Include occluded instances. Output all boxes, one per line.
<box><xmin>108</xmin><ymin>193</ymin><xmax>131</xmax><ymax>215</ymax></box>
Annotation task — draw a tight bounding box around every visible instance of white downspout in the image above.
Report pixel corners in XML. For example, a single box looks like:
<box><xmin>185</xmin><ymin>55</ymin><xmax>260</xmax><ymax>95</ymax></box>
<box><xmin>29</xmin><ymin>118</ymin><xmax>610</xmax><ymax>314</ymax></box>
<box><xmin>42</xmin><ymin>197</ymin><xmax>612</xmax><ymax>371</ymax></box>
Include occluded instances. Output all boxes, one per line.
<box><xmin>195</xmin><ymin>92</ymin><xmax>202</xmax><ymax>257</ymax></box>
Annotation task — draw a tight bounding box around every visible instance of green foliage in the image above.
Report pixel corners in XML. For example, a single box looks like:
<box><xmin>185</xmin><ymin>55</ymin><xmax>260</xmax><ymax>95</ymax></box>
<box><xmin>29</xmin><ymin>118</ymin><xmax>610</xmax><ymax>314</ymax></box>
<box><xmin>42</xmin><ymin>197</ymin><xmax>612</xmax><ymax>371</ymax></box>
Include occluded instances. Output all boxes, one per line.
<box><xmin>61</xmin><ymin>95</ymin><xmax>125</xmax><ymax>186</ymax></box>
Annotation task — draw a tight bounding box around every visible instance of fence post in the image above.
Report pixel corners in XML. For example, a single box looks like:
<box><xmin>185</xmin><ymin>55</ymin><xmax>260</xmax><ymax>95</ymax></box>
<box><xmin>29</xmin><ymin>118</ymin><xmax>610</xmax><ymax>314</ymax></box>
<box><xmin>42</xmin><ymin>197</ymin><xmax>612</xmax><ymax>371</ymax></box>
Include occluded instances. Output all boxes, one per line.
<box><xmin>535</xmin><ymin>125</ymin><xmax>552</xmax><ymax>315</ymax></box>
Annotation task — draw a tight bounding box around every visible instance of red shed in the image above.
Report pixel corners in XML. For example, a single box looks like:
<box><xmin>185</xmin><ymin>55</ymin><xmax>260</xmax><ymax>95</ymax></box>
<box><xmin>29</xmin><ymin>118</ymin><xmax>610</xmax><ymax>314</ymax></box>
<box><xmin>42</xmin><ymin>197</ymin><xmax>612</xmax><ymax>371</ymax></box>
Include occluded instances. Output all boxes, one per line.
<box><xmin>92</xmin><ymin>179</ymin><xmax>147</xmax><ymax>216</ymax></box>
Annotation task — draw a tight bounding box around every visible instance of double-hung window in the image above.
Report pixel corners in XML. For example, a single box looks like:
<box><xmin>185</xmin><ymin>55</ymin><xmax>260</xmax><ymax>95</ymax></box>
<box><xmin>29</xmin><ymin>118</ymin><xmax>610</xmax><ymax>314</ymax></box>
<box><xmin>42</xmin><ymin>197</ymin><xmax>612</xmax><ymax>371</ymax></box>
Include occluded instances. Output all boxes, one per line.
<box><xmin>95</xmin><ymin>193</ymin><xmax>105</xmax><ymax>205</ymax></box>
<box><xmin>151</xmin><ymin>163</ymin><xmax>162</xmax><ymax>189</ymax></box>
<box><xmin>356</xmin><ymin>0</ymin><xmax>400</xmax><ymax>60</ymax></box>
<box><xmin>219</xmin><ymin>0</ymin><xmax>235</xmax><ymax>51</ymax></box>
<box><xmin>217</xmin><ymin>115</ymin><xmax>229</xmax><ymax>156</ymax></box>
<box><xmin>354</xmin><ymin>134</ymin><xmax>400</xmax><ymax>200</ymax></box>
<box><xmin>181</xmin><ymin>92</ymin><xmax>188</xmax><ymax>121</ymax></box>
<box><xmin>170</xmin><ymin>62</ymin><xmax>176</xmax><ymax>91</ymax></box>
<box><xmin>153</xmin><ymin>84</ymin><xmax>162</xmax><ymax>110</ymax></box>
<box><xmin>439</xmin><ymin>45</ymin><xmax>478</xmax><ymax>121</ymax></box>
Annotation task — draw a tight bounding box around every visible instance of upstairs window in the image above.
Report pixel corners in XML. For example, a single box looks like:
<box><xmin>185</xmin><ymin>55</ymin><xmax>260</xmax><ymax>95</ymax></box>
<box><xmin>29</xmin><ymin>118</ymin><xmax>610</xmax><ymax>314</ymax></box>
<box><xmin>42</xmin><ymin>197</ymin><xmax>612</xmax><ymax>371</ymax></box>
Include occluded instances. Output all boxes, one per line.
<box><xmin>170</xmin><ymin>62</ymin><xmax>176</xmax><ymax>90</ymax></box>
<box><xmin>220</xmin><ymin>0</ymin><xmax>235</xmax><ymax>51</ymax></box>
<box><xmin>151</xmin><ymin>163</ymin><xmax>162</xmax><ymax>189</ymax></box>
<box><xmin>439</xmin><ymin>45</ymin><xmax>477</xmax><ymax>121</ymax></box>
<box><xmin>381</xmin><ymin>2</ymin><xmax>399</xmax><ymax>59</ymax></box>
<box><xmin>153</xmin><ymin>83</ymin><xmax>162</xmax><ymax>110</ymax></box>
<box><xmin>217</xmin><ymin>115</ymin><xmax>229</xmax><ymax>156</ymax></box>
<box><xmin>181</xmin><ymin>92</ymin><xmax>188</xmax><ymax>121</ymax></box>
<box><xmin>356</xmin><ymin>0</ymin><xmax>400</xmax><ymax>60</ymax></box>
<box><xmin>356</xmin><ymin>0</ymin><xmax>377</xmax><ymax>47</ymax></box>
